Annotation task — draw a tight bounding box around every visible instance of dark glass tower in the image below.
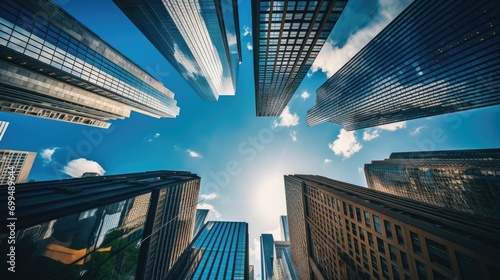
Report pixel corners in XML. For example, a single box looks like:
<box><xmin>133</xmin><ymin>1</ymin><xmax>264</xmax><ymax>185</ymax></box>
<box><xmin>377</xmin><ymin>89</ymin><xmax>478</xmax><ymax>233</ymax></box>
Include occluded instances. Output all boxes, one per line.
<box><xmin>193</xmin><ymin>208</ymin><xmax>209</xmax><ymax>237</ymax></box>
<box><xmin>365</xmin><ymin>148</ymin><xmax>500</xmax><ymax>220</ymax></box>
<box><xmin>0</xmin><ymin>0</ymin><xmax>179</xmax><ymax>128</ymax></box>
<box><xmin>166</xmin><ymin>221</ymin><xmax>249</xmax><ymax>280</ymax></box>
<box><xmin>307</xmin><ymin>0</ymin><xmax>500</xmax><ymax>130</ymax></box>
<box><xmin>284</xmin><ymin>174</ymin><xmax>500</xmax><ymax>280</ymax></box>
<box><xmin>252</xmin><ymin>0</ymin><xmax>348</xmax><ymax>116</ymax></box>
<box><xmin>0</xmin><ymin>170</ymin><xmax>200</xmax><ymax>280</ymax></box>
<box><xmin>260</xmin><ymin>233</ymin><xmax>274</xmax><ymax>280</ymax></box>
<box><xmin>114</xmin><ymin>0</ymin><xmax>242</xmax><ymax>101</ymax></box>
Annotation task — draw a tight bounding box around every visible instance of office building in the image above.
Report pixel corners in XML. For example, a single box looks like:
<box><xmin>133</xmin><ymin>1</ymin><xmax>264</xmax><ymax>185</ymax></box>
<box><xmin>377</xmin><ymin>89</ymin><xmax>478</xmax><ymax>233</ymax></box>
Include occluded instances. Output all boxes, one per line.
<box><xmin>284</xmin><ymin>174</ymin><xmax>500</xmax><ymax>280</ymax></box>
<box><xmin>252</xmin><ymin>0</ymin><xmax>348</xmax><ymax>116</ymax></box>
<box><xmin>280</xmin><ymin>215</ymin><xmax>290</xmax><ymax>241</ymax></box>
<box><xmin>274</xmin><ymin>241</ymin><xmax>299</xmax><ymax>280</ymax></box>
<box><xmin>114</xmin><ymin>0</ymin><xmax>242</xmax><ymax>101</ymax></box>
<box><xmin>307</xmin><ymin>0</ymin><xmax>500</xmax><ymax>130</ymax></box>
<box><xmin>0</xmin><ymin>149</ymin><xmax>36</xmax><ymax>184</ymax></box>
<box><xmin>166</xmin><ymin>221</ymin><xmax>249</xmax><ymax>280</ymax></box>
<box><xmin>260</xmin><ymin>233</ymin><xmax>275</xmax><ymax>279</ymax></box>
<box><xmin>0</xmin><ymin>0</ymin><xmax>179</xmax><ymax>129</ymax></box>
<box><xmin>193</xmin><ymin>208</ymin><xmax>209</xmax><ymax>237</ymax></box>
<box><xmin>365</xmin><ymin>148</ymin><xmax>500</xmax><ymax>220</ymax></box>
<box><xmin>0</xmin><ymin>121</ymin><xmax>8</xmax><ymax>141</ymax></box>
<box><xmin>249</xmin><ymin>264</ymin><xmax>255</xmax><ymax>280</ymax></box>
<box><xmin>0</xmin><ymin>170</ymin><xmax>200</xmax><ymax>279</ymax></box>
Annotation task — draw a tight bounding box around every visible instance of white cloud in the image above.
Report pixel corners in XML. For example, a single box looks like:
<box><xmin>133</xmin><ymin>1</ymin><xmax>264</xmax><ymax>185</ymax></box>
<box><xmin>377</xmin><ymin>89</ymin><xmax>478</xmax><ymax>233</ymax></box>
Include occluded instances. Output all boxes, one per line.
<box><xmin>273</xmin><ymin>106</ymin><xmax>299</xmax><ymax>128</ymax></box>
<box><xmin>377</xmin><ymin>121</ymin><xmax>407</xmax><ymax>131</ymax></box>
<box><xmin>290</xmin><ymin>130</ymin><xmax>298</xmax><ymax>142</ymax></box>
<box><xmin>358</xmin><ymin>167</ymin><xmax>364</xmax><ymax>174</ymax></box>
<box><xmin>249</xmin><ymin>238</ymin><xmax>260</xmax><ymax>261</ymax></box>
<box><xmin>198</xmin><ymin>203</ymin><xmax>221</xmax><ymax>218</ymax></box>
<box><xmin>328</xmin><ymin>129</ymin><xmax>362</xmax><ymax>159</ymax></box>
<box><xmin>311</xmin><ymin>0</ymin><xmax>412</xmax><ymax>78</ymax></box>
<box><xmin>227</xmin><ymin>32</ymin><xmax>237</xmax><ymax>46</ymax></box>
<box><xmin>62</xmin><ymin>158</ymin><xmax>105</xmax><ymax>178</ymax></box>
<box><xmin>363</xmin><ymin>129</ymin><xmax>380</xmax><ymax>141</ymax></box>
<box><xmin>300</xmin><ymin>90</ymin><xmax>311</xmax><ymax>100</ymax></box>
<box><xmin>187</xmin><ymin>149</ymin><xmax>203</xmax><ymax>158</ymax></box>
<box><xmin>246</xmin><ymin>42</ymin><xmax>253</xmax><ymax>51</ymax></box>
<box><xmin>201</xmin><ymin>193</ymin><xmax>217</xmax><ymax>200</ymax></box>
<box><xmin>324</xmin><ymin>158</ymin><xmax>332</xmax><ymax>164</ymax></box>
<box><xmin>265</xmin><ymin>227</ymin><xmax>281</xmax><ymax>241</ymax></box>
<box><xmin>41</xmin><ymin>147</ymin><xmax>59</xmax><ymax>165</ymax></box>
<box><xmin>410</xmin><ymin>125</ymin><xmax>428</xmax><ymax>136</ymax></box>
<box><xmin>243</xmin><ymin>25</ymin><xmax>252</xmax><ymax>36</ymax></box>
<box><xmin>154</xmin><ymin>133</ymin><xmax>160</xmax><ymax>138</ymax></box>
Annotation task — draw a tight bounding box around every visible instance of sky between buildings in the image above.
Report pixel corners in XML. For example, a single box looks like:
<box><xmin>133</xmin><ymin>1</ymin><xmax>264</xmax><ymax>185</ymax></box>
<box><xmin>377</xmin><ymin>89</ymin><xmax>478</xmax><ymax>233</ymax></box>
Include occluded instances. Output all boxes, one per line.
<box><xmin>1</xmin><ymin>0</ymin><xmax>499</xmax><ymax>278</ymax></box>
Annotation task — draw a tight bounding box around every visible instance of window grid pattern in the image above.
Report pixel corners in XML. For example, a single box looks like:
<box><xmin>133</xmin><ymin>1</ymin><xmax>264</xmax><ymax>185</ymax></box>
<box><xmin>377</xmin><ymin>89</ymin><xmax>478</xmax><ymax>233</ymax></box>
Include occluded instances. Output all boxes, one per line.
<box><xmin>284</xmin><ymin>175</ymin><xmax>500</xmax><ymax>280</ymax></box>
<box><xmin>253</xmin><ymin>0</ymin><xmax>347</xmax><ymax>116</ymax></box>
<box><xmin>307</xmin><ymin>0</ymin><xmax>500</xmax><ymax>130</ymax></box>
<box><xmin>0</xmin><ymin>149</ymin><xmax>36</xmax><ymax>184</ymax></box>
<box><xmin>365</xmin><ymin>149</ymin><xmax>500</xmax><ymax>220</ymax></box>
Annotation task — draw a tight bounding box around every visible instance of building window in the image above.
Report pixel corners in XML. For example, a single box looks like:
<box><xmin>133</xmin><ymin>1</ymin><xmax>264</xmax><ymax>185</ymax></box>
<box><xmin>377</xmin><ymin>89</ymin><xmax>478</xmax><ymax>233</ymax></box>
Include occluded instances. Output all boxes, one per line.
<box><xmin>359</xmin><ymin>227</ymin><xmax>365</xmax><ymax>241</ymax></box>
<box><xmin>426</xmin><ymin>239</ymin><xmax>451</xmax><ymax>270</ymax></box>
<box><xmin>384</xmin><ymin>220</ymin><xmax>393</xmax><ymax>239</ymax></box>
<box><xmin>395</xmin><ymin>224</ymin><xmax>404</xmax><ymax>245</ymax></box>
<box><xmin>348</xmin><ymin>204</ymin><xmax>354</xmax><ymax>219</ymax></box>
<box><xmin>455</xmin><ymin>251</ymin><xmax>480</xmax><ymax>280</ymax></box>
<box><xmin>373</xmin><ymin>215</ymin><xmax>382</xmax><ymax>234</ymax></box>
<box><xmin>432</xmin><ymin>270</ymin><xmax>448</xmax><ymax>280</ymax></box>
<box><xmin>380</xmin><ymin>257</ymin><xmax>389</xmax><ymax>280</ymax></box>
<box><xmin>400</xmin><ymin>251</ymin><xmax>409</xmax><ymax>270</ymax></box>
<box><xmin>388</xmin><ymin>244</ymin><xmax>397</xmax><ymax>262</ymax></box>
<box><xmin>368</xmin><ymin>232</ymin><xmax>374</xmax><ymax>247</ymax></box>
<box><xmin>410</xmin><ymin>231</ymin><xmax>422</xmax><ymax>255</ymax></box>
<box><xmin>343</xmin><ymin>201</ymin><xmax>347</xmax><ymax>215</ymax></box>
<box><xmin>356</xmin><ymin>207</ymin><xmax>362</xmax><ymax>222</ymax></box>
<box><xmin>364</xmin><ymin>211</ymin><xmax>371</xmax><ymax>227</ymax></box>
<box><xmin>377</xmin><ymin>237</ymin><xmax>385</xmax><ymax>254</ymax></box>
<box><xmin>416</xmin><ymin>260</ymin><xmax>428</xmax><ymax>280</ymax></box>
<box><xmin>371</xmin><ymin>250</ymin><xmax>378</xmax><ymax>269</ymax></box>
<box><xmin>392</xmin><ymin>265</ymin><xmax>401</xmax><ymax>280</ymax></box>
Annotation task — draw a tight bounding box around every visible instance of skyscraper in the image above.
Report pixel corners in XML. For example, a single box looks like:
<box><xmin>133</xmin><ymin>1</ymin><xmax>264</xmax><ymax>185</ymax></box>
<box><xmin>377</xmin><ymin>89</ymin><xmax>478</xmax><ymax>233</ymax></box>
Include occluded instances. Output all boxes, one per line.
<box><xmin>249</xmin><ymin>264</ymin><xmax>255</xmax><ymax>280</ymax></box>
<box><xmin>365</xmin><ymin>148</ymin><xmax>500</xmax><ymax>220</ymax></box>
<box><xmin>166</xmin><ymin>221</ymin><xmax>249</xmax><ymax>280</ymax></box>
<box><xmin>0</xmin><ymin>121</ymin><xmax>8</xmax><ymax>141</ymax></box>
<box><xmin>274</xmin><ymin>241</ymin><xmax>299</xmax><ymax>280</ymax></box>
<box><xmin>193</xmin><ymin>208</ymin><xmax>209</xmax><ymax>237</ymax></box>
<box><xmin>0</xmin><ymin>0</ymin><xmax>179</xmax><ymax>129</ymax></box>
<box><xmin>307</xmin><ymin>0</ymin><xmax>500</xmax><ymax>130</ymax></box>
<box><xmin>280</xmin><ymin>215</ymin><xmax>290</xmax><ymax>241</ymax></box>
<box><xmin>0</xmin><ymin>149</ymin><xmax>36</xmax><ymax>184</ymax></box>
<box><xmin>252</xmin><ymin>0</ymin><xmax>348</xmax><ymax>116</ymax></box>
<box><xmin>260</xmin><ymin>233</ymin><xmax>275</xmax><ymax>280</ymax></box>
<box><xmin>0</xmin><ymin>170</ymin><xmax>200</xmax><ymax>279</ymax></box>
<box><xmin>113</xmin><ymin>0</ymin><xmax>242</xmax><ymax>101</ymax></box>
<box><xmin>284</xmin><ymin>174</ymin><xmax>500</xmax><ymax>280</ymax></box>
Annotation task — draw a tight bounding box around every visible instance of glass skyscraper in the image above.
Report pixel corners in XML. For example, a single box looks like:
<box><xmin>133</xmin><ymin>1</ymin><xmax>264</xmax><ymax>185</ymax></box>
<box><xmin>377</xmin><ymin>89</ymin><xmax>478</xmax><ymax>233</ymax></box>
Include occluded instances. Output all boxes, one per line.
<box><xmin>280</xmin><ymin>215</ymin><xmax>290</xmax><ymax>241</ymax></box>
<box><xmin>284</xmin><ymin>174</ymin><xmax>500</xmax><ymax>280</ymax></box>
<box><xmin>307</xmin><ymin>0</ymin><xmax>500</xmax><ymax>130</ymax></box>
<box><xmin>0</xmin><ymin>0</ymin><xmax>179</xmax><ymax>129</ymax></box>
<box><xmin>0</xmin><ymin>149</ymin><xmax>36</xmax><ymax>184</ymax></box>
<box><xmin>193</xmin><ymin>208</ymin><xmax>209</xmax><ymax>237</ymax></box>
<box><xmin>260</xmin><ymin>233</ymin><xmax>274</xmax><ymax>280</ymax></box>
<box><xmin>274</xmin><ymin>241</ymin><xmax>299</xmax><ymax>280</ymax></box>
<box><xmin>114</xmin><ymin>0</ymin><xmax>242</xmax><ymax>101</ymax></box>
<box><xmin>0</xmin><ymin>121</ymin><xmax>8</xmax><ymax>141</ymax></box>
<box><xmin>0</xmin><ymin>170</ymin><xmax>200</xmax><ymax>279</ymax></box>
<box><xmin>252</xmin><ymin>0</ymin><xmax>348</xmax><ymax>116</ymax></box>
<box><xmin>365</xmin><ymin>148</ymin><xmax>500</xmax><ymax>220</ymax></box>
<box><xmin>166</xmin><ymin>221</ymin><xmax>249</xmax><ymax>280</ymax></box>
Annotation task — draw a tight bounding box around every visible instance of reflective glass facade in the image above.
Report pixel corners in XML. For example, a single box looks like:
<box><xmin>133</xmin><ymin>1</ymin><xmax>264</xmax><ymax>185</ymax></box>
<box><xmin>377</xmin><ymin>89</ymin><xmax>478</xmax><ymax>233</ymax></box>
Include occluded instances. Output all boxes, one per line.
<box><xmin>280</xmin><ymin>215</ymin><xmax>290</xmax><ymax>241</ymax></box>
<box><xmin>284</xmin><ymin>175</ymin><xmax>500</xmax><ymax>280</ymax></box>
<box><xmin>365</xmin><ymin>149</ymin><xmax>500</xmax><ymax>220</ymax></box>
<box><xmin>260</xmin><ymin>233</ymin><xmax>274</xmax><ymax>279</ymax></box>
<box><xmin>0</xmin><ymin>121</ymin><xmax>8</xmax><ymax>141</ymax></box>
<box><xmin>274</xmin><ymin>241</ymin><xmax>299</xmax><ymax>280</ymax></box>
<box><xmin>307</xmin><ymin>0</ymin><xmax>500</xmax><ymax>130</ymax></box>
<box><xmin>193</xmin><ymin>209</ymin><xmax>210</xmax><ymax>237</ymax></box>
<box><xmin>252</xmin><ymin>0</ymin><xmax>348</xmax><ymax>116</ymax></box>
<box><xmin>0</xmin><ymin>0</ymin><xmax>179</xmax><ymax>128</ymax></box>
<box><xmin>166</xmin><ymin>221</ymin><xmax>249</xmax><ymax>280</ymax></box>
<box><xmin>114</xmin><ymin>0</ymin><xmax>241</xmax><ymax>101</ymax></box>
<box><xmin>0</xmin><ymin>149</ymin><xmax>36</xmax><ymax>184</ymax></box>
<box><xmin>0</xmin><ymin>170</ymin><xmax>201</xmax><ymax>280</ymax></box>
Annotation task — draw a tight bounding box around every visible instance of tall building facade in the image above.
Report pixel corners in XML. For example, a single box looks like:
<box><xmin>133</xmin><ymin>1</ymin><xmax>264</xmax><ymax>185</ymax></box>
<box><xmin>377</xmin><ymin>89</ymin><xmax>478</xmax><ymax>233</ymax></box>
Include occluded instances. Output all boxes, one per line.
<box><xmin>284</xmin><ymin>174</ymin><xmax>500</xmax><ymax>280</ymax></box>
<box><xmin>0</xmin><ymin>149</ymin><xmax>36</xmax><ymax>184</ymax></box>
<box><xmin>166</xmin><ymin>221</ymin><xmax>249</xmax><ymax>280</ymax></box>
<box><xmin>260</xmin><ymin>233</ymin><xmax>275</xmax><ymax>280</ymax></box>
<box><xmin>365</xmin><ymin>148</ymin><xmax>500</xmax><ymax>220</ymax></box>
<box><xmin>0</xmin><ymin>0</ymin><xmax>179</xmax><ymax>129</ymax></box>
<box><xmin>193</xmin><ymin>208</ymin><xmax>209</xmax><ymax>237</ymax></box>
<box><xmin>280</xmin><ymin>215</ymin><xmax>290</xmax><ymax>241</ymax></box>
<box><xmin>0</xmin><ymin>170</ymin><xmax>200</xmax><ymax>280</ymax></box>
<box><xmin>307</xmin><ymin>0</ymin><xmax>500</xmax><ymax>130</ymax></box>
<box><xmin>114</xmin><ymin>0</ymin><xmax>242</xmax><ymax>101</ymax></box>
<box><xmin>0</xmin><ymin>120</ymin><xmax>8</xmax><ymax>141</ymax></box>
<box><xmin>274</xmin><ymin>241</ymin><xmax>299</xmax><ymax>280</ymax></box>
<box><xmin>252</xmin><ymin>0</ymin><xmax>348</xmax><ymax>116</ymax></box>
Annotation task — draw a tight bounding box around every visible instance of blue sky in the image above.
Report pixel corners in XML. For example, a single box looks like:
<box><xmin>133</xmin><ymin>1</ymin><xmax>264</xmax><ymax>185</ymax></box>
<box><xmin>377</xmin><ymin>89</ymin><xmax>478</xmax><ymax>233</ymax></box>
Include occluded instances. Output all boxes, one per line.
<box><xmin>1</xmin><ymin>0</ymin><xmax>500</xmax><ymax>277</ymax></box>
